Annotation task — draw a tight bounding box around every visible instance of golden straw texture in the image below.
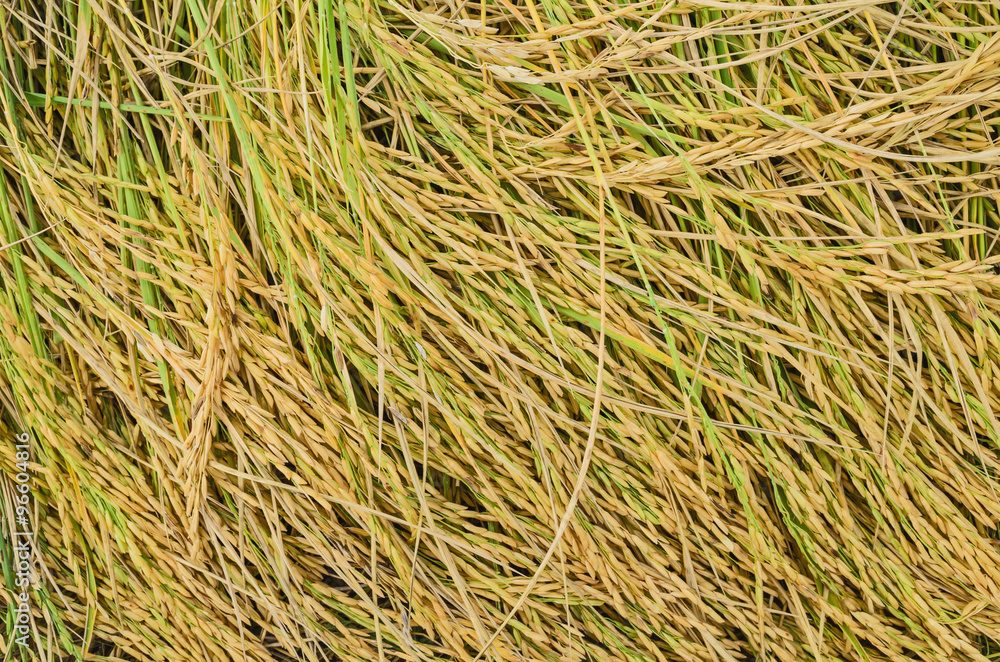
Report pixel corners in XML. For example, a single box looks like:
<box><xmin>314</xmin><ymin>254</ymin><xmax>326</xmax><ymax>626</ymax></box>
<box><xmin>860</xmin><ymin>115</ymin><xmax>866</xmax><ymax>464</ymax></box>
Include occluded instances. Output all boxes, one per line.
<box><xmin>1</xmin><ymin>0</ymin><xmax>1000</xmax><ymax>661</ymax></box>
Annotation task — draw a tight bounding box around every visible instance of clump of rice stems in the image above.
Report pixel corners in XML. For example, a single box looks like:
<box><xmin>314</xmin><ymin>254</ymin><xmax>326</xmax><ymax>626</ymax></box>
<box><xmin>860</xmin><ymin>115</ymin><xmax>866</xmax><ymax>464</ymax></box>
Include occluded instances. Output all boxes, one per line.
<box><xmin>2</xmin><ymin>0</ymin><xmax>1000</xmax><ymax>660</ymax></box>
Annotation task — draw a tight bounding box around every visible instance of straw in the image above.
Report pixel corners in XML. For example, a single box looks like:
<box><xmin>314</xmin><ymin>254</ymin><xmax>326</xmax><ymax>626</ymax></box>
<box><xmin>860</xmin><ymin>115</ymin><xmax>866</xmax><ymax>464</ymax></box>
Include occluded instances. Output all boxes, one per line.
<box><xmin>1</xmin><ymin>0</ymin><xmax>1000</xmax><ymax>661</ymax></box>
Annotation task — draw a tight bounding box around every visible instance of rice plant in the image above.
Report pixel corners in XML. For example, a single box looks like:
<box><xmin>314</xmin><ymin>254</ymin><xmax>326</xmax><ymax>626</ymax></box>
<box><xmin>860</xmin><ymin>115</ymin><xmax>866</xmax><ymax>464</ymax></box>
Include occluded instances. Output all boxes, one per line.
<box><xmin>1</xmin><ymin>0</ymin><xmax>1000</xmax><ymax>660</ymax></box>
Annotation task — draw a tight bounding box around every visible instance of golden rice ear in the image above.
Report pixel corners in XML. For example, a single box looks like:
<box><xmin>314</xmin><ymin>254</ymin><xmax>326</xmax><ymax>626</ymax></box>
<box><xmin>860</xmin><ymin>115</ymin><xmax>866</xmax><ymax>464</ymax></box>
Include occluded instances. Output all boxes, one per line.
<box><xmin>1</xmin><ymin>1</ymin><xmax>1000</xmax><ymax>661</ymax></box>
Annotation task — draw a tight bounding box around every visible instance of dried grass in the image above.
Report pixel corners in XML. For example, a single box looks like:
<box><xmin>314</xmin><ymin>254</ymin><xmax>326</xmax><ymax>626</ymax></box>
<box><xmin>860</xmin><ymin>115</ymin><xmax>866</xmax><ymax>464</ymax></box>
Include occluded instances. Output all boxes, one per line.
<box><xmin>2</xmin><ymin>0</ymin><xmax>1000</xmax><ymax>660</ymax></box>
